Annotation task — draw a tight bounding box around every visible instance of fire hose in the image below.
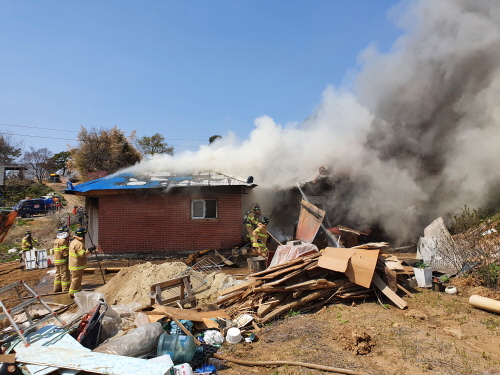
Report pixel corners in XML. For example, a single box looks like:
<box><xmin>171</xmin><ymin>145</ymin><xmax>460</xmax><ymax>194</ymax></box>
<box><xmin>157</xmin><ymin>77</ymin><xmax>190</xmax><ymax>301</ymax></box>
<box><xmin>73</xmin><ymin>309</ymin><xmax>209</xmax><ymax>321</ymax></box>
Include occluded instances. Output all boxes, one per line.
<box><xmin>213</xmin><ymin>353</ymin><xmax>368</xmax><ymax>375</ymax></box>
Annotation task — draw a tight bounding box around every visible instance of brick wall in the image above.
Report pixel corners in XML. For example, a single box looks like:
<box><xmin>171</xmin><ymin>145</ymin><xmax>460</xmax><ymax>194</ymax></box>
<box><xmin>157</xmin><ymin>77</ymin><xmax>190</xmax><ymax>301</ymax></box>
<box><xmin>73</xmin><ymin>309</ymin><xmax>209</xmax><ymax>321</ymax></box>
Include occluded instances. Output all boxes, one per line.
<box><xmin>96</xmin><ymin>190</ymin><xmax>243</xmax><ymax>254</ymax></box>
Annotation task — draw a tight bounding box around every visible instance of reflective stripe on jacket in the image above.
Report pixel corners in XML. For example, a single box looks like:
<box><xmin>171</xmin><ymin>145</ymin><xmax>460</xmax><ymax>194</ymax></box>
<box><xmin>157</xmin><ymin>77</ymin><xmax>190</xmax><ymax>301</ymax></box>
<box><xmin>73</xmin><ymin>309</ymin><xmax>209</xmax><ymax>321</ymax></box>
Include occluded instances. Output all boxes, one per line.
<box><xmin>53</xmin><ymin>238</ymin><xmax>69</xmax><ymax>264</ymax></box>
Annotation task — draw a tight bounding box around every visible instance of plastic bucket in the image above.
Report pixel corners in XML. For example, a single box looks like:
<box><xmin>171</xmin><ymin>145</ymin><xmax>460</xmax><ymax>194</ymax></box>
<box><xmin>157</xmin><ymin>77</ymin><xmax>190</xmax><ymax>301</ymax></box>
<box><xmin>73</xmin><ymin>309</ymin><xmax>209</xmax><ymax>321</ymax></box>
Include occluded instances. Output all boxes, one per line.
<box><xmin>157</xmin><ymin>333</ymin><xmax>196</xmax><ymax>363</ymax></box>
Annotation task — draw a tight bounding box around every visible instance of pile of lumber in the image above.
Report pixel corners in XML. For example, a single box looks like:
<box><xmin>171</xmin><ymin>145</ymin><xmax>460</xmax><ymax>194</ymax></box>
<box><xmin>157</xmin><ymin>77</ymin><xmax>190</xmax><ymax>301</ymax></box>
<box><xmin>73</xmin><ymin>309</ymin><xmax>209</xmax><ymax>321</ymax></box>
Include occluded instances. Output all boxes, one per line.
<box><xmin>217</xmin><ymin>244</ymin><xmax>411</xmax><ymax>323</ymax></box>
<box><xmin>217</xmin><ymin>253</ymin><xmax>376</xmax><ymax>324</ymax></box>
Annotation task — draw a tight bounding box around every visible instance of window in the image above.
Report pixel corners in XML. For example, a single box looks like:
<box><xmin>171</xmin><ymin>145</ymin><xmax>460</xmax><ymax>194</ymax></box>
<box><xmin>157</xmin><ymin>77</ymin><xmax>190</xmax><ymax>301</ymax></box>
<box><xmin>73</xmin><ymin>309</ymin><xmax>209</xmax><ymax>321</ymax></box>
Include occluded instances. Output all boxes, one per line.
<box><xmin>191</xmin><ymin>199</ymin><xmax>217</xmax><ymax>219</ymax></box>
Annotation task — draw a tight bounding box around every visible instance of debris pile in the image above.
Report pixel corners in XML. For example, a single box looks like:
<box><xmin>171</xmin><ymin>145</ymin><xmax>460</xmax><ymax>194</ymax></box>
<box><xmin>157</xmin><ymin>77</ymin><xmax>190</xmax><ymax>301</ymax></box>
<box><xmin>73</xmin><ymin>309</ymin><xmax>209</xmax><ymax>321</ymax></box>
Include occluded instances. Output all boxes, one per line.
<box><xmin>217</xmin><ymin>246</ymin><xmax>403</xmax><ymax>324</ymax></box>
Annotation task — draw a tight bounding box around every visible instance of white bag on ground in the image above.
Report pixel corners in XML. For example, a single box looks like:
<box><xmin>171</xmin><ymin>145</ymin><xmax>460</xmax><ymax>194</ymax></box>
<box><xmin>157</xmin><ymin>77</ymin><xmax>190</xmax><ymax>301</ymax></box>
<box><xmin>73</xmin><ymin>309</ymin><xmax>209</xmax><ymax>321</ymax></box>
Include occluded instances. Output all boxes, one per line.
<box><xmin>94</xmin><ymin>322</ymin><xmax>164</xmax><ymax>357</ymax></box>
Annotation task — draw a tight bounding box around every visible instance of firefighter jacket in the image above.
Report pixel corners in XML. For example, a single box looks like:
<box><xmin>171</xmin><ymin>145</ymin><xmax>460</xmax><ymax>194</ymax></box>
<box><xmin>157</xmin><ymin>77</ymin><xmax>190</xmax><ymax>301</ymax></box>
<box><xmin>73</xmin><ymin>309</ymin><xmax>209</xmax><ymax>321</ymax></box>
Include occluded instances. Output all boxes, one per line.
<box><xmin>252</xmin><ymin>225</ymin><xmax>269</xmax><ymax>249</ymax></box>
<box><xmin>53</xmin><ymin>237</ymin><xmax>69</xmax><ymax>265</ymax></box>
<box><xmin>68</xmin><ymin>237</ymin><xmax>91</xmax><ymax>271</ymax></box>
<box><xmin>21</xmin><ymin>236</ymin><xmax>38</xmax><ymax>252</ymax></box>
<box><xmin>244</xmin><ymin>213</ymin><xmax>260</xmax><ymax>229</ymax></box>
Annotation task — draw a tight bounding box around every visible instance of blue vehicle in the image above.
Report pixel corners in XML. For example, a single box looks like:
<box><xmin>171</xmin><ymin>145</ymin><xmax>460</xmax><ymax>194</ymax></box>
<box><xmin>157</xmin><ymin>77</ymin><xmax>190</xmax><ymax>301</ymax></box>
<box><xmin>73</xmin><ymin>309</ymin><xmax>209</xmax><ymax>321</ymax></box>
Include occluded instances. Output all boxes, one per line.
<box><xmin>13</xmin><ymin>198</ymin><xmax>49</xmax><ymax>218</ymax></box>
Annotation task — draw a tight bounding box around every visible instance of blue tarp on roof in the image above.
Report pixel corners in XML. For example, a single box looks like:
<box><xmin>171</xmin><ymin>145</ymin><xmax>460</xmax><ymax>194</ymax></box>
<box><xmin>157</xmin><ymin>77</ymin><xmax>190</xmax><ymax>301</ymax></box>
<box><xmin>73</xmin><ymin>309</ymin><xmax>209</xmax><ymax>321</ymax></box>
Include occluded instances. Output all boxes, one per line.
<box><xmin>67</xmin><ymin>171</ymin><xmax>255</xmax><ymax>194</ymax></box>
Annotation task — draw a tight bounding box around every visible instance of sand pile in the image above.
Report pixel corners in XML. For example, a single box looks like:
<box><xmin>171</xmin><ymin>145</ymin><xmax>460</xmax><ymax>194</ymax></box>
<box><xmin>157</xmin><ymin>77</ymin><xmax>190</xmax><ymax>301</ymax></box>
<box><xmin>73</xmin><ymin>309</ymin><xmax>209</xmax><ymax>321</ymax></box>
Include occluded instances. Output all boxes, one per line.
<box><xmin>97</xmin><ymin>262</ymin><xmax>187</xmax><ymax>307</ymax></box>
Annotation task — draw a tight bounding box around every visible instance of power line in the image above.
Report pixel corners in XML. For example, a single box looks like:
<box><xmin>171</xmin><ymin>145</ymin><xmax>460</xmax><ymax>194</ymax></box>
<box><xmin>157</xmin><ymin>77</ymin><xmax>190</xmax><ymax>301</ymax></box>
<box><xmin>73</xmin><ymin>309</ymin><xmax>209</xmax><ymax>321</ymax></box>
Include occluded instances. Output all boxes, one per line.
<box><xmin>0</xmin><ymin>132</ymin><xmax>201</xmax><ymax>147</ymax></box>
<box><xmin>0</xmin><ymin>123</ymin><xmax>207</xmax><ymax>142</ymax></box>
<box><xmin>0</xmin><ymin>123</ymin><xmax>79</xmax><ymax>133</ymax></box>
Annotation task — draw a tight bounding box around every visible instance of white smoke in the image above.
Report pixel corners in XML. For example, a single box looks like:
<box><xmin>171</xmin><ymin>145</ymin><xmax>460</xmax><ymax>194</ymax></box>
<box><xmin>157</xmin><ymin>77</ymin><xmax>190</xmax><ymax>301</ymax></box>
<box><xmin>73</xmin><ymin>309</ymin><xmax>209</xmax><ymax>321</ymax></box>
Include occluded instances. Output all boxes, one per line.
<box><xmin>125</xmin><ymin>0</ymin><xmax>500</xmax><ymax>242</ymax></box>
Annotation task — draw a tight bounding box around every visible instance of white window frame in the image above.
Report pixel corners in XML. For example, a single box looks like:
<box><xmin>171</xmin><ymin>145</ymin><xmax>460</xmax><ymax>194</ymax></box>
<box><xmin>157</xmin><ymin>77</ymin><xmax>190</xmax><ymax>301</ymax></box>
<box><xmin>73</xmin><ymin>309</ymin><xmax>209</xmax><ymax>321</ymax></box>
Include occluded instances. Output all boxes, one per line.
<box><xmin>191</xmin><ymin>199</ymin><xmax>217</xmax><ymax>219</ymax></box>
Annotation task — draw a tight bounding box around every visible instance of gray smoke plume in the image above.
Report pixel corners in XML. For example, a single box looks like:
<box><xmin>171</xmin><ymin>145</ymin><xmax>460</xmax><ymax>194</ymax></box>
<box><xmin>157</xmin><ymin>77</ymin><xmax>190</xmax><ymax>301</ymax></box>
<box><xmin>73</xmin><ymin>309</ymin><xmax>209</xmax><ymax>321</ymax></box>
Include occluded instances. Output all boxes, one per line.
<box><xmin>127</xmin><ymin>0</ymin><xmax>500</xmax><ymax>243</ymax></box>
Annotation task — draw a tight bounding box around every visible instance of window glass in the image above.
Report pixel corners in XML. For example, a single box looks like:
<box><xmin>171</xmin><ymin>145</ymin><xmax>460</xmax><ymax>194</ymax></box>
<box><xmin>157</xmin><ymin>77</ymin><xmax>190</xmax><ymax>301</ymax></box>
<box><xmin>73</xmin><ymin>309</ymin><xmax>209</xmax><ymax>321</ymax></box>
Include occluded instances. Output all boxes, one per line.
<box><xmin>205</xmin><ymin>200</ymin><xmax>217</xmax><ymax>219</ymax></box>
<box><xmin>191</xmin><ymin>199</ymin><xmax>217</xmax><ymax>219</ymax></box>
<box><xmin>192</xmin><ymin>200</ymin><xmax>204</xmax><ymax>218</ymax></box>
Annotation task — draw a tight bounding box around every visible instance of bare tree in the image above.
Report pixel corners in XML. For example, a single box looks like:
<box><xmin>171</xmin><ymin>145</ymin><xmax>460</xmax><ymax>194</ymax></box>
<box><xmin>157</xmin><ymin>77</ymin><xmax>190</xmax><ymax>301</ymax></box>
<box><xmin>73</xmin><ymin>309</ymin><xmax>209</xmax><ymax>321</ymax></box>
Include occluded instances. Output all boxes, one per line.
<box><xmin>21</xmin><ymin>147</ymin><xmax>53</xmax><ymax>183</ymax></box>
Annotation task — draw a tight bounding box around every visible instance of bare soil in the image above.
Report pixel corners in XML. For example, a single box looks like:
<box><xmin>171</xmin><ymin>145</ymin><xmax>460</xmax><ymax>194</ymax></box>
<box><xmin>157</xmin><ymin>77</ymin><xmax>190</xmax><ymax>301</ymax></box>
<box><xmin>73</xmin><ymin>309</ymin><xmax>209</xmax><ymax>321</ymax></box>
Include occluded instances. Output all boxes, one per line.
<box><xmin>217</xmin><ymin>285</ymin><xmax>500</xmax><ymax>375</ymax></box>
<box><xmin>2</xmin><ymin>257</ymin><xmax>500</xmax><ymax>375</ymax></box>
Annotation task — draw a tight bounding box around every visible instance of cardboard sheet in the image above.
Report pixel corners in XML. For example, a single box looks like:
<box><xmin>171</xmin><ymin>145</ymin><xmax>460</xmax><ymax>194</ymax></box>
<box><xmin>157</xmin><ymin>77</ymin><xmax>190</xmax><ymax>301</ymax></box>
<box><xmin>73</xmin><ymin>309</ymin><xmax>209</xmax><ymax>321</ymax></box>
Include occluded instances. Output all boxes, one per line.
<box><xmin>318</xmin><ymin>247</ymin><xmax>380</xmax><ymax>288</ymax></box>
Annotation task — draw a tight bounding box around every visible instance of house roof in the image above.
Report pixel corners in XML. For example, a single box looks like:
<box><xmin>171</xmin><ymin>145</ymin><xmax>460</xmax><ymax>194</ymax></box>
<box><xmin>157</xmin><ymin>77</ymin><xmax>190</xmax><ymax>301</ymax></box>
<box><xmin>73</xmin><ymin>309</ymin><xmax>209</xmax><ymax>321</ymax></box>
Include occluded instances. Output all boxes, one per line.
<box><xmin>66</xmin><ymin>170</ymin><xmax>257</xmax><ymax>194</ymax></box>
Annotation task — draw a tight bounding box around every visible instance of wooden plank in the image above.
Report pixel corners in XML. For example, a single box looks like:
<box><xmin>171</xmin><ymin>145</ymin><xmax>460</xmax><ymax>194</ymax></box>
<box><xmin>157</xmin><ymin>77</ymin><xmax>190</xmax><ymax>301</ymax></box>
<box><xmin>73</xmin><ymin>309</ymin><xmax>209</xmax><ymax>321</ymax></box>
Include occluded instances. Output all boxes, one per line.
<box><xmin>247</xmin><ymin>252</ymin><xmax>321</xmax><ymax>278</ymax></box>
<box><xmin>198</xmin><ymin>309</ymin><xmax>232</xmax><ymax>320</ymax></box>
<box><xmin>145</xmin><ymin>305</ymin><xmax>203</xmax><ymax>321</ymax></box>
<box><xmin>216</xmin><ymin>290</ymin><xmax>244</xmax><ymax>305</ymax></box>
<box><xmin>397</xmin><ymin>283</ymin><xmax>414</xmax><ymax>298</ymax></box>
<box><xmin>150</xmin><ymin>275</ymin><xmax>190</xmax><ymax>289</ymax></box>
<box><xmin>372</xmin><ymin>273</ymin><xmax>407</xmax><ymax>309</ymax></box>
<box><xmin>264</xmin><ymin>269</ymin><xmax>308</xmax><ymax>286</ymax></box>
<box><xmin>296</xmin><ymin>200</ymin><xmax>325</xmax><ymax>243</ymax></box>
<box><xmin>218</xmin><ymin>280</ymin><xmax>262</xmax><ymax>296</ymax></box>
<box><xmin>250</xmin><ymin>260</ymin><xmax>315</xmax><ymax>280</ymax></box>
<box><xmin>256</xmin><ymin>294</ymin><xmax>287</xmax><ymax>317</ymax></box>
<box><xmin>384</xmin><ymin>266</ymin><xmax>398</xmax><ymax>292</ymax></box>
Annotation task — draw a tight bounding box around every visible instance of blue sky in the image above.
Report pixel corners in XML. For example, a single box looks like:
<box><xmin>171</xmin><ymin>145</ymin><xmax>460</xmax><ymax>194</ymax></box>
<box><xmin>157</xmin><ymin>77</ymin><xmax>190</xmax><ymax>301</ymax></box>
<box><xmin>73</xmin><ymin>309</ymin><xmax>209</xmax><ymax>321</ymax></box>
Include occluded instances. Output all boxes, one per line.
<box><xmin>0</xmin><ymin>1</ymin><xmax>403</xmax><ymax>155</ymax></box>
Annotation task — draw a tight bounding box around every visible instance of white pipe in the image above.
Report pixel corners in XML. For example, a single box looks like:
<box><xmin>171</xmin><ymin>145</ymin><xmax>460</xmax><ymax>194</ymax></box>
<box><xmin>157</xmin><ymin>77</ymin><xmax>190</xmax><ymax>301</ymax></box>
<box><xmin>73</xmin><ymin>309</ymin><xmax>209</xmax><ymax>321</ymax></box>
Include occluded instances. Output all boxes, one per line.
<box><xmin>469</xmin><ymin>295</ymin><xmax>500</xmax><ymax>313</ymax></box>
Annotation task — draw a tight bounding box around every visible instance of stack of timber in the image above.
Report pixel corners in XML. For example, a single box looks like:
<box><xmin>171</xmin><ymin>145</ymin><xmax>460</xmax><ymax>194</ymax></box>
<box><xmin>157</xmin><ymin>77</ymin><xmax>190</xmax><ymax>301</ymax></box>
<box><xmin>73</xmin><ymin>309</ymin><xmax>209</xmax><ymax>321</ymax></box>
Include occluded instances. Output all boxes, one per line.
<box><xmin>217</xmin><ymin>253</ymin><xmax>377</xmax><ymax>325</ymax></box>
<box><xmin>217</xmin><ymin>243</ymin><xmax>410</xmax><ymax>323</ymax></box>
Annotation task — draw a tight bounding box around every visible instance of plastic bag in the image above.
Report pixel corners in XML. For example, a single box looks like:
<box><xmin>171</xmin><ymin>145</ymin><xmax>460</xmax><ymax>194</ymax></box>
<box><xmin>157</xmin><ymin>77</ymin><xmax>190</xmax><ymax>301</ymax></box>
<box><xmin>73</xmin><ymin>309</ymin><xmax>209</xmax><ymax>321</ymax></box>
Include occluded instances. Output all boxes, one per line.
<box><xmin>100</xmin><ymin>316</ymin><xmax>121</xmax><ymax>341</ymax></box>
<box><xmin>112</xmin><ymin>302</ymin><xmax>142</xmax><ymax>318</ymax></box>
<box><xmin>94</xmin><ymin>322</ymin><xmax>164</xmax><ymax>357</ymax></box>
<box><xmin>134</xmin><ymin>312</ymin><xmax>150</xmax><ymax>327</ymax></box>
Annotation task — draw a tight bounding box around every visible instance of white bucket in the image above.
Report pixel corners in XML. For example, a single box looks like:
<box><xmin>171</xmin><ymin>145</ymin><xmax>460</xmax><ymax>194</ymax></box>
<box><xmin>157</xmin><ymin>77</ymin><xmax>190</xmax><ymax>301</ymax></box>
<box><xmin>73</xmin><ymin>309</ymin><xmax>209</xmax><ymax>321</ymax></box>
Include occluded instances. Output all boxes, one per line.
<box><xmin>413</xmin><ymin>267</ymin><xmax>433</xmax><ymax>287</ymax></box>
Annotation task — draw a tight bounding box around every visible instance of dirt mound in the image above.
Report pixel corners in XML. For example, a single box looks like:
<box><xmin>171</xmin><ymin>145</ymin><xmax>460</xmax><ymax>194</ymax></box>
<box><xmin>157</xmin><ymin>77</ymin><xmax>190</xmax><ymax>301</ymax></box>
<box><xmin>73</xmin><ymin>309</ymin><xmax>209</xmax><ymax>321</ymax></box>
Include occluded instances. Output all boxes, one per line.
<box><xmin>96</xmin><ymin>261</ymin><xmax>187</xmax><ymax>307</ymax></box>
<box><xmin>338</xmin><ymin>330</ymin><xmax>376</xmax><ymax>355</ymax></box>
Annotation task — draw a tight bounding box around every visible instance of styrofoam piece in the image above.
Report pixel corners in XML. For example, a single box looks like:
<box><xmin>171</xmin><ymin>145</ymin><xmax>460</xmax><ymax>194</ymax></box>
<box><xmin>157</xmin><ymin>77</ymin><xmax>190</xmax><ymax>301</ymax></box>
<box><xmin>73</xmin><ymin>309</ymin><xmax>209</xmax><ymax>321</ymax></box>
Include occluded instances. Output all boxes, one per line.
<box><xmin>234</xmin><ymin>313</ymin><xmax>254</xmax><ymax>328</ymax></box>
<box><xmin>36</xmin><ymin>250</ymin><xmax>48</xmax><ymax>269</ymax></box>
<box><xmin>15</xmin><ymin>347</ymin><xmax>173</xmax><ymax>375</ymax></box>
<box><xmin>413</xmin><ymin>267</ymin><xmax>433</xmax><ymax>288</ymax></box>
<box><xmin>25</xmin><ymin>250</ymin><xmax>37</xmax><ymax>270</ymax></box>
<box><xmin>149</xmin><ymin>354</ymin><xmax>174</xmax><ymax>366</ymax></box>
<box><xmin>13</xmin><ymin>325</ymin><xmax>89</xmax><ymax>375</ymax></box>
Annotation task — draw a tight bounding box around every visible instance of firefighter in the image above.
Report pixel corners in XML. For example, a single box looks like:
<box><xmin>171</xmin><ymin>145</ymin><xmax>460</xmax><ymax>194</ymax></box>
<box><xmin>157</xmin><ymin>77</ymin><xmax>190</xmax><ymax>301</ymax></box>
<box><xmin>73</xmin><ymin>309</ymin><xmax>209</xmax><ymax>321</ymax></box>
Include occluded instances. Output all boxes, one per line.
<box><xmin>20</xmin><ymin>231</ymin><xmax>38</xmax><ymax>270</ymax></box>
<box><xmin>252</xmin><ymin>217</ymin><xmax>270</xmax><ymax>257</ymax></box>
<box><xmin>68</xmin><ymin>227</ymin><xmax>96</xmax><ymax>297</ymax></box>
<box><xmin>52</xmin><ymin>227</ymin><xmax>70</xmax><ymax>293</ymax></box>
<box><xmin>243</xmin><ymin>205</ymin><xmax>261</xmax><ymax>243</ymax></box>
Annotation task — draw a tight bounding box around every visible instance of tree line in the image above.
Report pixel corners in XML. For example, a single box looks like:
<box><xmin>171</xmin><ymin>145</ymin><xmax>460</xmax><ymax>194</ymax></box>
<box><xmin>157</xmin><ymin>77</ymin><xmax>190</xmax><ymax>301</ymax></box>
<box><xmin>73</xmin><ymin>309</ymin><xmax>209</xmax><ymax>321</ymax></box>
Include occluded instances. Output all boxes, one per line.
<box><xmin>0</xmin><ymin>126</ymin><xmax>187</xmax><ymax>183</ymax></box>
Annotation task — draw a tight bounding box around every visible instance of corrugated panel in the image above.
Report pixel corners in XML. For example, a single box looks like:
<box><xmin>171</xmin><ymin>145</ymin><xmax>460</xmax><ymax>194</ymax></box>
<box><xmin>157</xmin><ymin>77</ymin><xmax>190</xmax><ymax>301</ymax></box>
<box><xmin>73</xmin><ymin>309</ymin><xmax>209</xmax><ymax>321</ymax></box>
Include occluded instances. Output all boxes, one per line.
<box><xmin>70</xmin><ymin>171</ymin><xmax>253</xmax><ymax>193</ymax></box>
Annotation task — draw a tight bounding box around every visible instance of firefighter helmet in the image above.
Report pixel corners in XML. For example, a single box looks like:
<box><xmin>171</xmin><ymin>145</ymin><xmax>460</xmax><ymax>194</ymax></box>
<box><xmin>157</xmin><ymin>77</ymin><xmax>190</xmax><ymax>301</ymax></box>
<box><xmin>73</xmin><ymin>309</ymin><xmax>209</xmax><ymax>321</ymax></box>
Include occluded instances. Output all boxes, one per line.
<box><xmin>25</xmin><ymin>230</ymin><xmax>31</xmax><ymax>236</ymax></box>
<box><xmin>253</xmin><ymin>205</ymin><xmax>261</xmax><ymax>212</ymax></box>
<box><xmin>260</xmin><ymin>217</ymin><xmax>269</xmax><ymax>225</ymax></box>
<box><xmin>58</xmin><ymin>226</ymin><xmax>69</xmax><ymax>233</ymax></box>
<box><xmin>75</xmin><ymin>227</ymin><xmax>87</xmax><ymax>237</ymax></box>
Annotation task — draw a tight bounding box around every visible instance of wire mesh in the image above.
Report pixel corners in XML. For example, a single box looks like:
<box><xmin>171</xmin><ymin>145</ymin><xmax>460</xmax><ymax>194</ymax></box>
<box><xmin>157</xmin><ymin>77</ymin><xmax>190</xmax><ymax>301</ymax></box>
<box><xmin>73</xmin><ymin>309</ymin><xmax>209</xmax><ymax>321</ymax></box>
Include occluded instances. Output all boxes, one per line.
<box><xmin>159</xmin><ymin>257</ymin><xmax>221</xmax><ymax>303</ymax></box>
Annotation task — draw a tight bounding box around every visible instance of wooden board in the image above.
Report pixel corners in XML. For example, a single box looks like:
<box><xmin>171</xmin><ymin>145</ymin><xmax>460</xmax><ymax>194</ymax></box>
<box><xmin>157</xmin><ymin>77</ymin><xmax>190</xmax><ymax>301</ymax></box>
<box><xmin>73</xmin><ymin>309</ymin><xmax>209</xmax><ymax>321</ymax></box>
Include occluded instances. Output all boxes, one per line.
<box><xmin>295</xmin><ymin>200</ymin><xmax>325</xmax><ymax>243</ymax></box>
<box><xmin>372</xmin><ymin>273</ymin><xmax>407</xmax><ymax>309</ymax></box>
<box><xmin>147</xmin><ymin>314</ymin><xmax>165</xmax><ymax>323</ymax></box>
<box><xmin>143</xmin><ymin>305</ymin><xmax>203</xmax><ymax>321</ymax></box>
<box><xmin>251</xmin><ymin>261</ymin><xmax>313</xmax><ymax>280</ymax></box>
<box><xmin>198</xmin><ymin>310</ymin><xmax>232</xmax><ymax>320</ymax></box>
<box><xmin>218</xmin><ymin>280</ymin><xmax>262</xmax><ymax>296</ymax></box>
<box><xmin>318</xmin><ymin>247</ymin><xmax>379</xmax><ymax>288</ymax></box>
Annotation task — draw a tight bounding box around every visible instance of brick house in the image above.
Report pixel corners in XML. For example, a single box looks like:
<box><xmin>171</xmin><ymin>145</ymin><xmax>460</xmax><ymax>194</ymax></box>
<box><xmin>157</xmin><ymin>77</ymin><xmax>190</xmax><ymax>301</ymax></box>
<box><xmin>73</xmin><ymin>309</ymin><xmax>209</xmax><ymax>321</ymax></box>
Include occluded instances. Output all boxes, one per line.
<box><xmin>66</xmin><ymin>171</ymin><xmax>256</xmax><ymax>255</ymax></box>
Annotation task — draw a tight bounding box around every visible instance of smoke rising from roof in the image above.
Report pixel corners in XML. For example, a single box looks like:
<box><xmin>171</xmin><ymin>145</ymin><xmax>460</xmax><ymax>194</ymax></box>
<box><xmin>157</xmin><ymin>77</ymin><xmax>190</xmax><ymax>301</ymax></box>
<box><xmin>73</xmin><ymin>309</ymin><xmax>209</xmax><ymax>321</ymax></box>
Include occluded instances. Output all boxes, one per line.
<box><xmin>128</xmin><ymin>0</ymin><xmax>500</xmax><ymax>242</ymax></box>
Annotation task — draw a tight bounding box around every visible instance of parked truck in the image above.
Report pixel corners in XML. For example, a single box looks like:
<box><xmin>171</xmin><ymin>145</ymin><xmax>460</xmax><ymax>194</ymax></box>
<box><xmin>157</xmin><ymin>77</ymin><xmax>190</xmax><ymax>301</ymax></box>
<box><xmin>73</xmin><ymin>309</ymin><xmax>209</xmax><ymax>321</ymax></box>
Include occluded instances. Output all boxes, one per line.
<box><xmin>13</xmin><ymin>198</ymin><xmax>50</xmax><ymax>218</ymax></box>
